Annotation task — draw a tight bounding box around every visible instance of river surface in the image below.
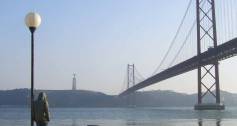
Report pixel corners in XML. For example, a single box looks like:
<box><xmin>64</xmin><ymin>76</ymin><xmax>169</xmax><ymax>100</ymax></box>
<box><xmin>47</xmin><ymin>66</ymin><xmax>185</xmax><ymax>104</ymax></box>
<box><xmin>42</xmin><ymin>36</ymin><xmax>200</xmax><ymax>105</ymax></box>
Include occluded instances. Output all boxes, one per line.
<box><xmin>1</xmin><ymin>107</ymin><xmax>237</xmax><ymax>126</ymax></box>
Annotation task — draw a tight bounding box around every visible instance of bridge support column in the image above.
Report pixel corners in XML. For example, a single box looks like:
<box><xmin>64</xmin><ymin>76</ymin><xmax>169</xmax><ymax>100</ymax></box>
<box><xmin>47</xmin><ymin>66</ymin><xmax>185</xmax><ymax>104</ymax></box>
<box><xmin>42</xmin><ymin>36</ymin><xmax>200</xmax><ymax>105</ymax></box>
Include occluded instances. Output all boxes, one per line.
<box><xmin>126</xmin><ymin>64</ymin><xmax>136</xmax><ymax>107</ymax></box>
<box><xmin>195</xmin><ymin>0</ymin><xmax>224</xmax><ymax>110</ymax></box>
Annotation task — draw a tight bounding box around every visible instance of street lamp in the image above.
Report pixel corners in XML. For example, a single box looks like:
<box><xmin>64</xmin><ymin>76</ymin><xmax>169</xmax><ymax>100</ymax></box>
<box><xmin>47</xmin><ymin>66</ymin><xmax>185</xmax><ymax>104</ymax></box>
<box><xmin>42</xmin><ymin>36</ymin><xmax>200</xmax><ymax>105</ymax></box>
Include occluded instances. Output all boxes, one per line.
<box><xmin>25</xmin><ymin>12</ymin><xmax>41</xmax><ymax>126</ymax></box>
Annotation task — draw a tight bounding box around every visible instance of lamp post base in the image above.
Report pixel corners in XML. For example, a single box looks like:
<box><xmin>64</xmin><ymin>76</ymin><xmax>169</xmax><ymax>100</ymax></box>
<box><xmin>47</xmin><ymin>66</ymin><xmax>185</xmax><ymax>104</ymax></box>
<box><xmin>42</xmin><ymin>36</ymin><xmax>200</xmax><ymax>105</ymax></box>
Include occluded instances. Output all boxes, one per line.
<box><xmin>194</xmin><ymin>103</ymin><xmax>225</xmax><ymax>110</ymax></box>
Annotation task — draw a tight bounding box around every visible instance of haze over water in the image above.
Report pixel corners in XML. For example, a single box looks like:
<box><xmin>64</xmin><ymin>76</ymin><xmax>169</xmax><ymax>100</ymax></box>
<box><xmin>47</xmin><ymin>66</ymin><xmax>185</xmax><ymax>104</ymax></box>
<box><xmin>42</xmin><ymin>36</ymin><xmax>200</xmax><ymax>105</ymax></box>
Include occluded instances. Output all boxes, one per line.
<box><xmin>1</xmin><ymin>107</ymin><xmax>237</xmax><ymax>126</ymax></box>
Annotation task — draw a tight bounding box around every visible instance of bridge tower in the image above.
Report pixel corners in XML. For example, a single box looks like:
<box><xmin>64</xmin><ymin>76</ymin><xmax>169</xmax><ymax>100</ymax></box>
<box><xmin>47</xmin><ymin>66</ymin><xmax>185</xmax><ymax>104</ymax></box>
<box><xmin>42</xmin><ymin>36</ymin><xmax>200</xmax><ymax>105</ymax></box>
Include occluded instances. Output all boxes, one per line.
<box><xmin>126</xmin><ymin>64</ymin><xmax>136</xmax><ymax>107</ymax></box>
<box><xmin>127</xmin><ymin>64</ymin><xmax>135</xmax><ymax>89</ymax></box>
<box><xmin>195</xmin><ymin>0</ymin><xmax>224</xmax><ymax>110</ymax></box>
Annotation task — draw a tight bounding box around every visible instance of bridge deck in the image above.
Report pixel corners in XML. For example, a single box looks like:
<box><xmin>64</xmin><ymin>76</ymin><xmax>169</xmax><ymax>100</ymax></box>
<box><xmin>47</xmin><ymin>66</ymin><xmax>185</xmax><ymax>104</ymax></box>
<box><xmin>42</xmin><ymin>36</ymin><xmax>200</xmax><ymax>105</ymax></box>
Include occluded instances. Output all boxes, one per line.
<box><xmin>119</xmin><ymin>38</ymin><xmax>237</xmax><ymax>96</ymax></box>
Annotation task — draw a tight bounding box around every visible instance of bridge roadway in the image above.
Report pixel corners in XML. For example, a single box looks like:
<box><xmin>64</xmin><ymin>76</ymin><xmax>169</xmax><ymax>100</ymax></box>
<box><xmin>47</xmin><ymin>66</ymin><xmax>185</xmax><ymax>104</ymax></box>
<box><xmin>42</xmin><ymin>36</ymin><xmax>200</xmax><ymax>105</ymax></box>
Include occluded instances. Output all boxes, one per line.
<box><xmin>119</xmin><ymin>38</ymin><xmax>237</xmax><ymax>96</ymax></box>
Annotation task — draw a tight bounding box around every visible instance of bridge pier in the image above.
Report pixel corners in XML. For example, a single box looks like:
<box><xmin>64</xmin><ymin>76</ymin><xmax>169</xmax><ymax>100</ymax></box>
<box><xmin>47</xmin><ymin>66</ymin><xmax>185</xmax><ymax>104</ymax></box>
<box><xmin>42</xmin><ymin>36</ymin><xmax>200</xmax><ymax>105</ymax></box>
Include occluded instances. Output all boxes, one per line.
<box><xmin>194</xmin><ymin>103</ymin><xmax>225</xmax><ymax>110</ymax></box>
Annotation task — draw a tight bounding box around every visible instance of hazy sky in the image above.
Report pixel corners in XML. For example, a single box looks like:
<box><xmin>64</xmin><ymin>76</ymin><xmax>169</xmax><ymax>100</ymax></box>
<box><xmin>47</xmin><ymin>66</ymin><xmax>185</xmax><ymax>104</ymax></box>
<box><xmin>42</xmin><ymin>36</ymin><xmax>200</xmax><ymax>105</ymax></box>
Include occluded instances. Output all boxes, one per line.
<box><xmin>1</xmin><ymin>0</ymin><xmax>237</xmax><ymax>95</ymax></box>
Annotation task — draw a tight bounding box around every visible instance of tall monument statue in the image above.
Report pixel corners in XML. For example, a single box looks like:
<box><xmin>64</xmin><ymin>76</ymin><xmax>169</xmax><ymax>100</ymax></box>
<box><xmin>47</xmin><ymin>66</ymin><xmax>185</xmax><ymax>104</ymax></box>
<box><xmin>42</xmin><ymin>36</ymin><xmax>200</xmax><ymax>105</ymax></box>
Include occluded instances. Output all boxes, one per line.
<box><xmin>72</xmin><ymin>73</ymin><xmax>77</xmax><ymax>90</ymax></box>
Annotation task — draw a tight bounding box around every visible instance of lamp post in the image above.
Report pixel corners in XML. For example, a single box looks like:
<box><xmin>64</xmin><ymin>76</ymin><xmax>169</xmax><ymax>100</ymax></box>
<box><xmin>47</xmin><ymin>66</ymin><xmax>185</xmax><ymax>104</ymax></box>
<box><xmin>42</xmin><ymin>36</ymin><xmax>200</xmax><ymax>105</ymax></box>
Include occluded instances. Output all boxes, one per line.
<box><xmin>25</xmin><ymin>12</ymin><xmax>41</xmax><ymax>126</ymax></box>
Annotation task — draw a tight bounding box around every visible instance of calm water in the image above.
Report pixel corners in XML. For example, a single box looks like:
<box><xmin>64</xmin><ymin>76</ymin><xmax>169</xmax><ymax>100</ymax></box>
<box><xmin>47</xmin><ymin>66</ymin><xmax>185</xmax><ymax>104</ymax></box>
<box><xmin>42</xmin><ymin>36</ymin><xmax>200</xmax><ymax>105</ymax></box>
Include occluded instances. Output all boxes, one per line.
<box><xmin>1</xmin><ymin>107</ymin><xmax>237</xmax><ymax>126</ymax></box>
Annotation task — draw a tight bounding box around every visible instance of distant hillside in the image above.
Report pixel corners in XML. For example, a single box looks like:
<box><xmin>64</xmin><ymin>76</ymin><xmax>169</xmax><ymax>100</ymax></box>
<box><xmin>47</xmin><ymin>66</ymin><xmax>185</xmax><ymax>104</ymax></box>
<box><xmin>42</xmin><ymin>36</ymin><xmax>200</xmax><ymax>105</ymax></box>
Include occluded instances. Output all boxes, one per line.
<box><xmin>0</xmin><ymin>89</ymin><xmax>237</xmax><ymax>107</ymax></box>
<box><xmin>0</xmin><ymin>89</ymin><xmax>121</xmax><ymax>107</ymax></box>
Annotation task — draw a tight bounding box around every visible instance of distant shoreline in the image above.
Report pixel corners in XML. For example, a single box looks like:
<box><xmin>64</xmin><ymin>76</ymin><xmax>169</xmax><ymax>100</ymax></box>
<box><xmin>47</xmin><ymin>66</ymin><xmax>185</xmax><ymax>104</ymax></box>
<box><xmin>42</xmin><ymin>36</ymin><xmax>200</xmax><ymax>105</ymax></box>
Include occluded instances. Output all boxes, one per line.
<box><xmin>0</xmin><ymin>89</ymin><xmax>237</xmax><ymax>107</ymax></box>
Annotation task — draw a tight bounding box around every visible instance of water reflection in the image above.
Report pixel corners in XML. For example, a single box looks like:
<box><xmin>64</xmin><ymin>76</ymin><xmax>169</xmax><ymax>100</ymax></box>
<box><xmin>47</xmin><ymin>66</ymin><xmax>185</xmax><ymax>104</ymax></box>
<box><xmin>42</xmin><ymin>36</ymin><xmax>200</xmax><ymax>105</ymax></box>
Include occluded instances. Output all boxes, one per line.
<box><xmin>124</xmin><ymin>119</ymin><xmax>223</xmax><ymax>126</ymax></box>
<box><xmin>71</xmin><ymin>119</ymin><xmax>77</xmax><ymax>126</ymax></box>
<box><xmin>198</xmin><ymin>119</ymin><xmax>221</xmax><ymax>126</ymax></box>
<box><xmin>126</xmin><ymin>120</ymin><xmax>137</xmax><ymax>125</ymax></box>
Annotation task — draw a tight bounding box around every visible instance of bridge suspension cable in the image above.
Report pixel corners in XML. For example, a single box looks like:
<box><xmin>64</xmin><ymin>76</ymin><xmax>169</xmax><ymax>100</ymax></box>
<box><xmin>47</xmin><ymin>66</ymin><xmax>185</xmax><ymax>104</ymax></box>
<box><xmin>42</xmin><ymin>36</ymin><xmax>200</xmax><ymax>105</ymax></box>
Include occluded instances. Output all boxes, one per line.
<box><xmin>216</xmin><ymin>0</ymin><xmax>237</xmax><ymax>44</ymax></box>
<box><xmin>152</xmin><ymin>0</ymin><xmax>194</xmax><ymax>75</ymax></box>
<box><xmin>152</xmin><ymin>0</ymin><xmax>213</xmax><ymax>74</ymax></box>
<box><xmin>168</xmin><ymin>20</ymin><xmax>196</xmax><ymax>67</ymax></box>
<box><xmin>134</xmin><ymin>66</ymin><xmax>145</xmax><ymax>81</ymax></box>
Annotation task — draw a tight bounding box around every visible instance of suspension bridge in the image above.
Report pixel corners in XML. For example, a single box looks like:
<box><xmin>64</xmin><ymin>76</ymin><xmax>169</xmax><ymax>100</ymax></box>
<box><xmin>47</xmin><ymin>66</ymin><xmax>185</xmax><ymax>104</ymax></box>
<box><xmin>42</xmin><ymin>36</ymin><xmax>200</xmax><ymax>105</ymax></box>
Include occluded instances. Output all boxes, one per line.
<box><xmin>119</xmin><ymin>0</ymin><xmax>237</xmax><ymax>110</ymax></box>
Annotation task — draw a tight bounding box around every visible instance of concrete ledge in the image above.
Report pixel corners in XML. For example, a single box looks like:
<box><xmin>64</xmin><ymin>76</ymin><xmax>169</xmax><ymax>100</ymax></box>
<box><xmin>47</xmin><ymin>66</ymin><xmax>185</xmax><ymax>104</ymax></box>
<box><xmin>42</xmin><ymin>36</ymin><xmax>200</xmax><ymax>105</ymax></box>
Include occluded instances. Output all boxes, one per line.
<box><xmin>194</xmin><ymin>103</ymin><xmax>225</xmax><ymax>110</ymax></box>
